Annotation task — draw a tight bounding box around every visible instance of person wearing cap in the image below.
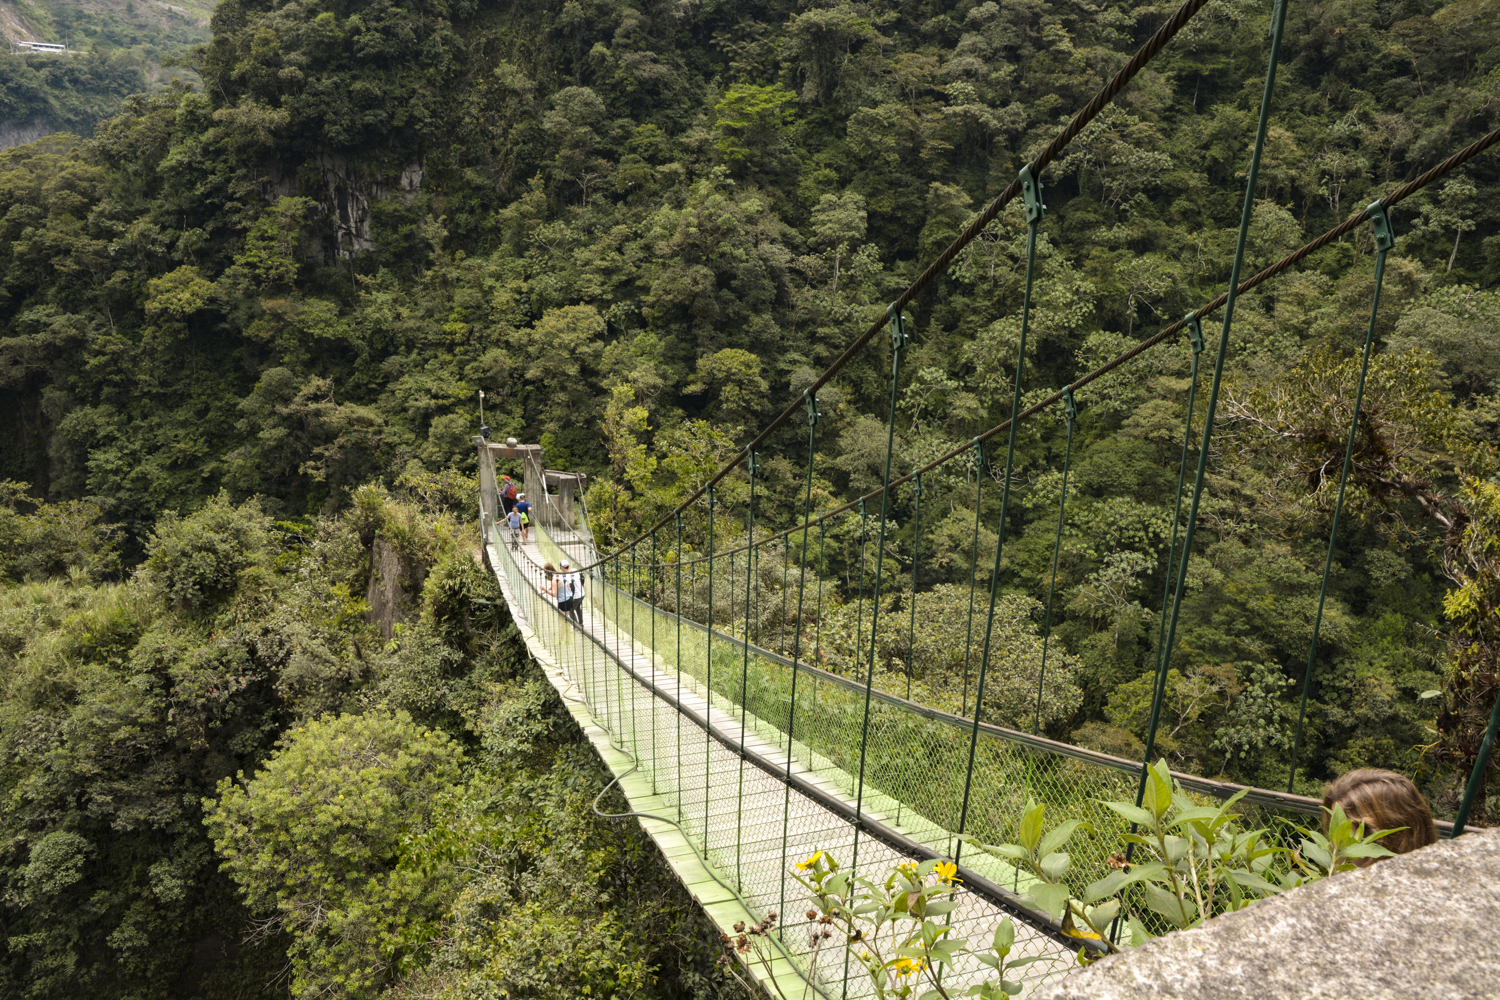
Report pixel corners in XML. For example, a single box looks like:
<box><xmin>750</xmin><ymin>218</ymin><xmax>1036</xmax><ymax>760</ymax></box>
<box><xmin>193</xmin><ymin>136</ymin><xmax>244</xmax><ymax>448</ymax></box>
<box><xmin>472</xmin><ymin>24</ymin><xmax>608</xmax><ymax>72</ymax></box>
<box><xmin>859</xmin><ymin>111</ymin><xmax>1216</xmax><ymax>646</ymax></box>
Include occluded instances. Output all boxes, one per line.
<box><xmin>514</xmin><ymin>492</ymin><xmax>532</xmax><ymax>543</ymax></box>
<box><xmin>500</xmin><ymin>476</ymin><xmax>518</xmax><ymax>515</ymax></box>
<box><xmin>557</xmin><ymin>559</ymin><xmax>584</xmax><ymax>625</ymax></box>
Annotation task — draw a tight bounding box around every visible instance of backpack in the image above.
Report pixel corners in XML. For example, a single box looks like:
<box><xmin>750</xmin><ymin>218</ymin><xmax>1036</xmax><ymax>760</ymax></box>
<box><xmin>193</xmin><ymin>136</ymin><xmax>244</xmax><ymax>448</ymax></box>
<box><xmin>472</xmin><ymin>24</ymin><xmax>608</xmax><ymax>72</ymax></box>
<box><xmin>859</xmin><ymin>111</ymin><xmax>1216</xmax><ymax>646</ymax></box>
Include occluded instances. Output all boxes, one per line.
<box><xmin>502</xmin><ymin>482</ymin><xmax>517</xmax><ymax>500</ymax></box>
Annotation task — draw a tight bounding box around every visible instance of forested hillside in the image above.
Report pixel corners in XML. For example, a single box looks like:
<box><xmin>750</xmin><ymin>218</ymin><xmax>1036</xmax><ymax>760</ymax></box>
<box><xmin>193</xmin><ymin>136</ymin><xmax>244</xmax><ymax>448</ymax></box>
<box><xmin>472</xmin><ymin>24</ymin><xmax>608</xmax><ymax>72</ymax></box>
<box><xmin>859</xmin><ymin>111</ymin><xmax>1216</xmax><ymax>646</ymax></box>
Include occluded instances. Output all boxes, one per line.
<box><xmin>0</xmin><ymin>0</ymin><xmax>1498</xmax><ymax>995</ymax></box>
<box><xmin>0</xmin><ymin>0</ymin><xmax>211</xmax><ymax>148</ymax></box>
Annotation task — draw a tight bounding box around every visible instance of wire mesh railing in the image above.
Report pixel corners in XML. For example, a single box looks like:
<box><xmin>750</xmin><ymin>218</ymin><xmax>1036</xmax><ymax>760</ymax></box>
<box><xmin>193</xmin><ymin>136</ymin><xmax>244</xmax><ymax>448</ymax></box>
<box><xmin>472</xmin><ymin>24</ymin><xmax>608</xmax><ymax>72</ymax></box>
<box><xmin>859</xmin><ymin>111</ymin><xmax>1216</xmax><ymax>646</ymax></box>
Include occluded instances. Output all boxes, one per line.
<box><xmin>480</xmin><ymin>486</ymin><xmax>1099</xmax><ymax>998</ymax></box>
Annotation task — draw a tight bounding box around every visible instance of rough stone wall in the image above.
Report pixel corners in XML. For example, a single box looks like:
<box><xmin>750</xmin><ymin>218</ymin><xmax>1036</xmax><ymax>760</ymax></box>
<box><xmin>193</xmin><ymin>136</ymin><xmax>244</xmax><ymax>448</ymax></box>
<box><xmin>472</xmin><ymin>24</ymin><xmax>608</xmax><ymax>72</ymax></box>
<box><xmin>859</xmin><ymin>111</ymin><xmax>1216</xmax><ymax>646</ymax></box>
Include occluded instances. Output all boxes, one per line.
<box><xmin>1034</xmin><ymin>827</ymin><xmax>1500</xmax><ymax>1000</ymax></box>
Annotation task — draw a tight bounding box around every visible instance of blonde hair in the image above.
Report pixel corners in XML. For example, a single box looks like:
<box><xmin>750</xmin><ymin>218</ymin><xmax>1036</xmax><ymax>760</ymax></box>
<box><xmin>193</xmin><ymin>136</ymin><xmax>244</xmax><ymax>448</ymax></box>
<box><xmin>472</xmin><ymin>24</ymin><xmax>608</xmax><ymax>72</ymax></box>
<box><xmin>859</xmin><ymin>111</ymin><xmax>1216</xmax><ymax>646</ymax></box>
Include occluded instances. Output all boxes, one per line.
<box><xmin>1322</xmin><ymin>768</ymin><xmax>1438</xmax><ymax>857</ymax></box>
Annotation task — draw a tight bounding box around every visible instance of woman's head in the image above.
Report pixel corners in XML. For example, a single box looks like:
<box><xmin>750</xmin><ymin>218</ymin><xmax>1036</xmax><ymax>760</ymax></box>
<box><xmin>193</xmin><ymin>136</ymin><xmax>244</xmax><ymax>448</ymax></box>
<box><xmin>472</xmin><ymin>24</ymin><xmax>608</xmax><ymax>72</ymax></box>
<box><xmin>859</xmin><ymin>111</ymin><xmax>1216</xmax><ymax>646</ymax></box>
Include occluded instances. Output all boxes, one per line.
<box><xmin>1322</xmin><ymin>768</ymin><xmax>1437</xmax><ymax>859</ymax></box>
<box><xmin>543</xmin><ymin>561</ymin><xmax>556</xmax><ymax>577</ymax></box>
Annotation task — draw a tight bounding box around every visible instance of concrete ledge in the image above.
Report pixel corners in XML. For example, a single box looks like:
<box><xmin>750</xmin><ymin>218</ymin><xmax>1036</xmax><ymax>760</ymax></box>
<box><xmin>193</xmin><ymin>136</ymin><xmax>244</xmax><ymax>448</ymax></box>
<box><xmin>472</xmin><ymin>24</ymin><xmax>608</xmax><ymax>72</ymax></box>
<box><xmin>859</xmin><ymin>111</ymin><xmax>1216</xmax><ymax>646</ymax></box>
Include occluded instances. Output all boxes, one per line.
<box><xmin>1034</xmin><ymin>826</ymin><xmax>1500</xmax><ymax>1000</ymax></box>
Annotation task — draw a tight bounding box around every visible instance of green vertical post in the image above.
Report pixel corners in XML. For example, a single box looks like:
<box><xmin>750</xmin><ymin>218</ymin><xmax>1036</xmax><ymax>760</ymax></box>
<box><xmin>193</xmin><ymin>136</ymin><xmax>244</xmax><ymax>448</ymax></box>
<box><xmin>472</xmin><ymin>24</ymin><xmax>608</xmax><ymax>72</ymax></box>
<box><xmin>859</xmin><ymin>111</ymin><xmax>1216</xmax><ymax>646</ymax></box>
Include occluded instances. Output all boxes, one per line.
<box><xmin>737</xmin><ymin>449</ymin><xmax>759</xmax><ymax>890</ymax></box>
<box><xmin>1286</xmin><ymin>202</ymin><xmax>1396</xmax><ymax>792</ymax></box>
<box><xmin>854</xmin><ymin>306</ymin><xmax>911</xmax><ymax>852</ymax></box>
<box><xmin>1453</xmin><ymin>693</ymin><xmax>1500</xmax><ymax>836</ymax></box>
<box><xmin>1149</xmin><ymin>0</ymin><xmax>1290</xmax><ymax>807</ymax></box>
<box><xmin>705</xmin><ymin>486</ymin><xmax>715</xmax><ymax>847</ymax></box>
<box><xmin>898</xmin><ymin>472</ymin><xmax>924</xmax><ymax>826</ymax></box>
<box><xmin>957</xmin><ymin>165</ymin><xmax>1045</xmax><ymax>864</ymax></box>
<box><xmin>1033</xmin><ymin>388</ymin><xmax>1079</xmax><ymax>736</ymax></box>
<box><xmin>780</xmin><ymin>390</ymin><xmax>821</xmax><ymax>939</ymax></box>
<box><xmin>960</xmin><ymin>440</ymin><xmax>985</xmax><ymax>719</ymax></box>
<box><xmin>1139</xmin><ymin>315</ymin><xmax>1206</xmax><ymax>779</ymax></box>
<box><xmin>676</xmin><ymin>513</ymin><xmax>684</xmax><ymax>822</ymax></box>
<box><xmin>843</xmin><ymin>497</ymin><xmax>869</xmax><ymax>1000</ymax></box>
<box><xmin>650</xmin><ymin>532</ymin><xmax>659</xmax><ymax>793</ymax></box>
<box><xmin>905</xmin><ymin>473</ymin><xmax>923</xmax><ymax>703</ymax></box>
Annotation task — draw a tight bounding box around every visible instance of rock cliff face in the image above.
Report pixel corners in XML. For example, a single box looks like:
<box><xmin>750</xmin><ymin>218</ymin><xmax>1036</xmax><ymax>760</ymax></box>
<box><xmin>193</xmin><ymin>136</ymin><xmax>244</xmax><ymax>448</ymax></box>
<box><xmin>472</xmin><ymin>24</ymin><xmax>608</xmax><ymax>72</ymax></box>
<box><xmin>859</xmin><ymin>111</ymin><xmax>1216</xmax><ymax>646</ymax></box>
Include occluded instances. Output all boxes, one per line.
<box><xmin>271</xmin><ymin>155</ymin><xmax>424</xmax><ymax>260</ymax></box>
<box><xmin>0</xmin><ymin>1</ymin><xmax>41</xmax><ymax>43</ymax></box>
<box><xmin>1033</xmin><ymin>826</ymin><xmax>1500</xmax><ymax>1000</ymax></box>
<box><xmin>0</xmin><ymin>121</ymin><xmax>57</xmax><ymax>152</ymax></box>
<box><xmin>365</xmin><ymin>535</ymin><xmax>428</xmax><ymax>639</ymax></box>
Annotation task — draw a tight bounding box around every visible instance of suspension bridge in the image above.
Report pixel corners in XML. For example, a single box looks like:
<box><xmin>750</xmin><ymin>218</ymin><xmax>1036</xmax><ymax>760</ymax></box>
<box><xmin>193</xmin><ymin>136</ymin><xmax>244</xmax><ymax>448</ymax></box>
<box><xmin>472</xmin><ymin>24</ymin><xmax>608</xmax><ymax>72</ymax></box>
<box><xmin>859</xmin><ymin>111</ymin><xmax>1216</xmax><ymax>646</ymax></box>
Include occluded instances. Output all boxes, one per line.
<box><xmin>472</xmin><ymin>0</ymin><xmax>1500</xmax><ymax>992</ymax></box>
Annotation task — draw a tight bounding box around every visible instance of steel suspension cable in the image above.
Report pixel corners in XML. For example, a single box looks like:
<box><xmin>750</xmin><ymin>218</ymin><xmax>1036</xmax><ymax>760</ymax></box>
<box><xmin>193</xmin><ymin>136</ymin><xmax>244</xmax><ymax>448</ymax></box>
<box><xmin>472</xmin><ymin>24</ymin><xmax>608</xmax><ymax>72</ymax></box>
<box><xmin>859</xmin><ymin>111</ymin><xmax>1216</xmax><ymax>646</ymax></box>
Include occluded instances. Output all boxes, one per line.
<box><xmin>956</xmin><ymin>166</ymin><xmax>1046</xmax><ymax>865</ymax></box>
<box><xmin>1144</xmin><ymin>0</ymin><xmax>1290</xmax><ymax>801</ymax></box>
<box><xmin>1285</xmin><ymin>202</ymin><xmax>1396</xmax><ymax>793</ymax></box>
<box><xmin>664</xmin><ymin>122</ymin><xmax>1500</xmax><ymax>576</ymax></box>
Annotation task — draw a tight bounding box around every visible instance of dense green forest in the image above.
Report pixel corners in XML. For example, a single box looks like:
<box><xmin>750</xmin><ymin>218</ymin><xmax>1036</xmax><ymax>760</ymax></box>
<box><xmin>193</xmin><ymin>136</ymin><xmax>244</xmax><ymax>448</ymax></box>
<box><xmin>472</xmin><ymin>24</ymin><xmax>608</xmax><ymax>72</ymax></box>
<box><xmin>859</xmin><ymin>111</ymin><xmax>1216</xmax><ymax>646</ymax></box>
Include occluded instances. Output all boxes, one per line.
<box><xmin>1</xmin><ymin>0</ymin><xmax>1499</xmax><ymax>995</ymax></box>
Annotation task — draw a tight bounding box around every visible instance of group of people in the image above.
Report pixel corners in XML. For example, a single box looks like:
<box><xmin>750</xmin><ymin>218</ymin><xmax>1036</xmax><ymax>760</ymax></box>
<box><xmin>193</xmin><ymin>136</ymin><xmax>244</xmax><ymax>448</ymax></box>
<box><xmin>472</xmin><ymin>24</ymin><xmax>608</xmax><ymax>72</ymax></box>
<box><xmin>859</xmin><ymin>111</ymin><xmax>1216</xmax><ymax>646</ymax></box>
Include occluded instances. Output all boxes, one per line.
<box><xmin>499</xmin><ymin>476</ymin><xmax>585</xmax><ymax>625</ymax></box>
<box><xmin>542</xmin><ymin>559</ymin><xmax>584</xmax><ymax>625</ymax></box>
<box><xmin>500</xmin><ymin>475</ymin><xmax>532</xmax><ymax>544</ymax></box>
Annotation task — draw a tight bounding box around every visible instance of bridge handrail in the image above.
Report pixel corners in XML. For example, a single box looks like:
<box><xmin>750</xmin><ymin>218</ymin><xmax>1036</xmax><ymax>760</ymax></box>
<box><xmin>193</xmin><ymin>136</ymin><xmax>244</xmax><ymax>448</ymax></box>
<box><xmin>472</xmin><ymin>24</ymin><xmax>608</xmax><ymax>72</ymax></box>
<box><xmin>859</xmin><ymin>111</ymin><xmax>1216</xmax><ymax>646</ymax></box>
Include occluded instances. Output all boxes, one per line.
<box><xmin>488</xmin><ymin>509</ymin><xmax>1104</xmax><ymax>964</ymax></box>
<box><xmin>542</xmin><ymin>513</ymin><xmax>1457</xmax><ymax>837</ymax></box>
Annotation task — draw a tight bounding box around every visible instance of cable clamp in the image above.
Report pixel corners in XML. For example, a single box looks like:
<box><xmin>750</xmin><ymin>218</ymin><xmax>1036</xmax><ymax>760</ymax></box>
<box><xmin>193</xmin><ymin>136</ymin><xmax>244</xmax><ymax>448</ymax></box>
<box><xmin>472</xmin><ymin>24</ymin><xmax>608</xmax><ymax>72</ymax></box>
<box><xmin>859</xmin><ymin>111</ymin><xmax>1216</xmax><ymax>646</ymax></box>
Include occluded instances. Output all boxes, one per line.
<box><xmin>1184</xmin><ymin>313</ymin><xmax>1205</xmax><ymax>354</ymax></box>
<box><xmin>745</xmin><ymin>448</ymin><xmax>760</xmax><ymax>477</ymax></box>
<box><xmin>1365</xmin><ymin>201</ymin><xmax>1396</xmax><ymax>253</ymax></box>
<box><xmin>1019</xmin><ymin>165</ymin><xmax>1046</xmax><ymax>225</ymax></box>
<box><xmin>706</xmin><ymin>487</ymin><xmax>716</xmax><ymax>509</ymax></box>
<box><xmin>912</xmin><ymin>472</ymin><xmax>923</xmax><ymax>498</ymax></box>
<box><xmin>1062</xmin><ymin>386</ymin><xmax>1079</xmax><ymax>423</ymax></box>
<box><xmin>804</xmin><ymin>388</ymin><xmax>821</xmax><ymax>426</ymax></box>
<box><xmin>887</xmin><ymin>304</ymin><xmax>911</xmax><ymax>351</ymax></box>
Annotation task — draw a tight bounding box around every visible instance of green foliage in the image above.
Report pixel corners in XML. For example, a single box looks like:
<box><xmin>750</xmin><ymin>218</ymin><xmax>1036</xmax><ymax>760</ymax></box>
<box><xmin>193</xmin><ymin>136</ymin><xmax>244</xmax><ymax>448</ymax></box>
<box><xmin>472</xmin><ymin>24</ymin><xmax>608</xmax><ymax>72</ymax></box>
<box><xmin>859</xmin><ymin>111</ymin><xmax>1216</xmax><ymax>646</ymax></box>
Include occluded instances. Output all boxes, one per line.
<box><xmin>205</xmin><ymin>710</ymin><xmax>465</xmax><ymax>997</ymax></box>
<box><xmin>0</xmin><ymin>479</ymin><xmax>119</xmax><ymax>582</ymax></box>
<box><xmin>143</xmin><ymin>492</ymin><xmax>272</xmax><ymax>609</ymax></box>
<box><xmin>713</xmin><ymin>83</ymin><xmax>796</xmax><ymax>164</ymax></box>
<box><xmin>794</xmin><ymin>852</ymin><xmax>1042</xmax><ymax>1000</ymax></box>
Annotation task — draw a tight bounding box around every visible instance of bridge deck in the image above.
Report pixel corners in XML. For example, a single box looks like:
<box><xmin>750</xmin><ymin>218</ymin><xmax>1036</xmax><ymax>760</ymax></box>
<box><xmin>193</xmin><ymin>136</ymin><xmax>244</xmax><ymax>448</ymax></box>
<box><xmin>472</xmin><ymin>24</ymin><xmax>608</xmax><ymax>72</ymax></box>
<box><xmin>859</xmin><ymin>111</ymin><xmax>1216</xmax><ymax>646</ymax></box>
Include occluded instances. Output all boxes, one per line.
<box><xmin>483</xmin><ymin>520</ymin><xmax>1082</xmax><ymax>998</ymax></box>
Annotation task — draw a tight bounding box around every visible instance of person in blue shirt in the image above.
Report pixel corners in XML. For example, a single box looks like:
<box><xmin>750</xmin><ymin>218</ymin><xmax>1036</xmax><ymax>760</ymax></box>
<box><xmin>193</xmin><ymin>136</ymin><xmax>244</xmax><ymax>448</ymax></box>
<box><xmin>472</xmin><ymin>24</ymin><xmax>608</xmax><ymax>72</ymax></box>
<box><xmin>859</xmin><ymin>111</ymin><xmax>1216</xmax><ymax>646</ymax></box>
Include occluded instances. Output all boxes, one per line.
<box><xmin>506</xmin><ymin>507</ymin><xmax>522</xmax><ymax>548</ymax></box>
<box><xmin>515</xmin><ymin>493</ymin><xmax>532</xmax><ymax>543</ymax></box>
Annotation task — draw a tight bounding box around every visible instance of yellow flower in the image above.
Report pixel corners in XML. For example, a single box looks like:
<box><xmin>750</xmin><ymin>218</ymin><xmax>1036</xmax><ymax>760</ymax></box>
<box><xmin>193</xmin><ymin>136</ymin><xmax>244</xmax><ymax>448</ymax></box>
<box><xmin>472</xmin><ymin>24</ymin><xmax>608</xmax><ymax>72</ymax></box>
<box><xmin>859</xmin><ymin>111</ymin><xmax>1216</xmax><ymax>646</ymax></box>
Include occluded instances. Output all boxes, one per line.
<box><xmin>893</xmin><ymin>957</ymin><xmax>926</xmax><ymax>977</ymax></box>
<box><xmin>933</xmin><ymin>861</ymin><xmax>960</xmax><ymax>885</ymax></box>
<box><xmin>796</xmin><ymin>851</ymin><xmax>825</xmax><ymax>872</ymax></box>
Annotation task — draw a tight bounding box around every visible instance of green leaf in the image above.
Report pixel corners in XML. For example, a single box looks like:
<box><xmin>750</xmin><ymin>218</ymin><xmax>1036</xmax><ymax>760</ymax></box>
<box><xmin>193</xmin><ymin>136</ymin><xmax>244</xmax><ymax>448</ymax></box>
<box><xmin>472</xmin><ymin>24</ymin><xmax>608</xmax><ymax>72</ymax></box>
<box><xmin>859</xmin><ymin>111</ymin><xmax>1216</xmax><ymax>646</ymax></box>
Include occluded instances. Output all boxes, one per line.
<box><xmin>1038</xmin><ymin>819</ymin><xmax>1091</xmax><ymax>859</ymax></box>
<box><xmin>1026</xmin><ymin>882</ymin><xmax>1070</xmax><ymax>921</ymax></box>
<box><xmin>1142</xmin><ymin>881</ymin><xmax>1189</xmax><ymax>927</ymax></box>
<box><xmin>1018</xmin><ymin>800</ymin><xmax>1045</xmax><ymax>853</ymax></box>
<box><xmin>1040</xmin><ymin>851</ymin><xmax>1072</xmax><ymax>882</ymax></box>
<box><xmin>992</xmin><ymin>918</ymin><xmax>1015</xmax><ymax>952</ymax></box>
<box><xmin>1100</xmin><ymin>801</ymin><xmax>1155</xmax><ymax>828</ymax></box>
<box><xmin>1086</xmin><ymin>899</ymin><xmax>1120</xmax><ymax>927</ymax></box>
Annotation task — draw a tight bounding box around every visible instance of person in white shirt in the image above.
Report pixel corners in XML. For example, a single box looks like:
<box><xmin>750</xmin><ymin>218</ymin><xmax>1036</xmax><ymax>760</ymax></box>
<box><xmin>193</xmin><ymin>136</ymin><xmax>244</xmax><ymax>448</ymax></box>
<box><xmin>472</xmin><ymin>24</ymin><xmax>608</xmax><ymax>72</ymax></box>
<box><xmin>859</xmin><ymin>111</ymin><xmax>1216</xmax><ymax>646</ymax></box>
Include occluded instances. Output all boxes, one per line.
<box><xmin>557</xmin><ymin>559</ymin><xmax>584</xmax><ymax>625</ymax></box>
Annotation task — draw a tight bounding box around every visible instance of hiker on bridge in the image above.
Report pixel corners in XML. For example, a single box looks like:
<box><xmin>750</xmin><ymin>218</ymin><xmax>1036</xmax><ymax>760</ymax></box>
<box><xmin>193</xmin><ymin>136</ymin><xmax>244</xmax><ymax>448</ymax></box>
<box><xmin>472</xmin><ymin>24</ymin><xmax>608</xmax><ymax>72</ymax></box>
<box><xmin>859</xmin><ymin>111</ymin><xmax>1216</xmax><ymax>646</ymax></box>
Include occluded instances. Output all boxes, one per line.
<box><xmin>505</xmin><ymin>506</ymin><xmax>522</xmax><ymax>550</ymax></box>
<box><xmin>557</xmin><ymin>559</ymin><xmax>584</xmax><ymax>625</ymax></box>
<box><xmin>515</xmin><ymin>493</ymin><xmax>532</xmax><ymax>543</ymax></box>
<box><xmin>500</xmin><ymin>476</ymin><xmax>518</xmax><ymax>515</ymax></box>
